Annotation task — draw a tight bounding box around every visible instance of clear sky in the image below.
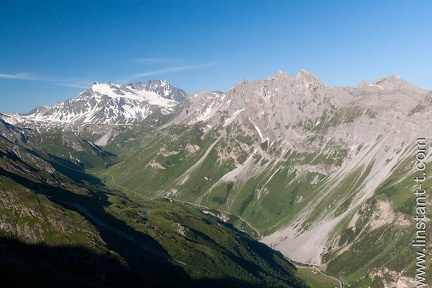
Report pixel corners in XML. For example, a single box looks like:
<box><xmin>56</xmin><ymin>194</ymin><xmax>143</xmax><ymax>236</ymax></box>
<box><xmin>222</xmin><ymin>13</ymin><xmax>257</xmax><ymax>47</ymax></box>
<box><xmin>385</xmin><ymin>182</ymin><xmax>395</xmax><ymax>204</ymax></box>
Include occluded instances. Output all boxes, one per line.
<box><xmin>1</xmin><ymin>0</ymin><xmax>431</xmax><ymax>113</ymax></box>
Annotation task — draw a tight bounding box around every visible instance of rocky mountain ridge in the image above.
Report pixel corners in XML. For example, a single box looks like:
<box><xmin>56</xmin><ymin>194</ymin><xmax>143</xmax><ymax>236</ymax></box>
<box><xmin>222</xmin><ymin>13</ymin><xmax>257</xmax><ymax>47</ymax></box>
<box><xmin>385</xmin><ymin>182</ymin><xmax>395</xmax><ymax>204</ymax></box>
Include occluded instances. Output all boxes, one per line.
<box><xmin>0</xmin><ymin>97</ymin><xmax>308</xmax><ymax>288</ymax></box>
<box><xmin>169</xmin><ymin>69</ymin><xmax>431</xmax><ymax>261</ymax></box>
<box><xmin>2</xmin><ymin>70</ymin><xmax>431</xmax><ymax>287</ymax></box>
<box><xmin>97</xmin><ymin>70</ymin><xmax>431</xmax><ymax>287</ymax></box>
<box><xmin>3</xmin><ymin>79</ymin><xmax>186</xmax><ymax>127</ymax></box>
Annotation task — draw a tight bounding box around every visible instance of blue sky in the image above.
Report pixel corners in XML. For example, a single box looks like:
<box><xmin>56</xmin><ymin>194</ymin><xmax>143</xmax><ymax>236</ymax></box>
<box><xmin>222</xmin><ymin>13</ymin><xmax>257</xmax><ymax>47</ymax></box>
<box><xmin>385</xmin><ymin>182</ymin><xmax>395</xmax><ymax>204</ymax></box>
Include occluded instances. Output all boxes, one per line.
<box><xmin>1</xmin><ymin>0</ymin><xmax>431</xmax><ymax>113</ymax></box>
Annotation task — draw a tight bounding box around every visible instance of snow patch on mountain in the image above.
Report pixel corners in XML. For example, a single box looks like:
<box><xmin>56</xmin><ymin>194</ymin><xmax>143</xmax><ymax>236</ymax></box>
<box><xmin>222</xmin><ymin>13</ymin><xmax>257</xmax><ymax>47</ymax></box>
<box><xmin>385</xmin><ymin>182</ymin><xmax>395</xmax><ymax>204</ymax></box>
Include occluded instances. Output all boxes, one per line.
<box><xmin>3</xmin><ymin>80</ymin><xmax>186</xmax><ymax>127</ymax></box>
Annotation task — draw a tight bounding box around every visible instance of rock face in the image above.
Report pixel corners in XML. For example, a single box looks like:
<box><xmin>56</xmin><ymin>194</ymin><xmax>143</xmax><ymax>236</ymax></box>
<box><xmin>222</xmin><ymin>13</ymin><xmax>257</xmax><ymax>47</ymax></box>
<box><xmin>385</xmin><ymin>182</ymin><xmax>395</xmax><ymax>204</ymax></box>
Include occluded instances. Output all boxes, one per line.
<box><xmin>172</xmin><ymin>70</ymin><xmax>432</xmax><ymax>263</ymax></box>
<box><xmin>2</xmin><ymin>70</ymin><xmax>431</xmax><ymax>286</ymax></box>
<box><xmin>174</xmin><ymin>69</ymin><xmax>431</xmax><ymax>153</ymax></box>
<box><xmin>0</xmin><ymin>116</ymin><xmax>28</xmax><ymax>145</ymax></box>
<box><xmin>126</xmin><ymin>80</ymin><xmax>187</xmax><ymax>102</ymax></box>
<box><xmin>99</xmin><ymin>70</ymin><xmax>431</xmax><ymax>286</ymax></box>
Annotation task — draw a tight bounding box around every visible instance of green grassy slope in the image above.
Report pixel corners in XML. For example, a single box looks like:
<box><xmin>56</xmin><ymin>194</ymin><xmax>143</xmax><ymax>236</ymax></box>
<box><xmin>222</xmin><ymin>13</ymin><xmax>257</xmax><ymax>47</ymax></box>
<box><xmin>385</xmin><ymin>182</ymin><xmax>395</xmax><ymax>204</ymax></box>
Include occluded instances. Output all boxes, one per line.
<box><xmin>0</xmin><ymin>131</ymin><xmax>308</xmax><ymax>287</ymax></box>
<box><xmin>102</xmin><ymin>118</ymin><xmax>432</xmax><ymax>287</ymax></box>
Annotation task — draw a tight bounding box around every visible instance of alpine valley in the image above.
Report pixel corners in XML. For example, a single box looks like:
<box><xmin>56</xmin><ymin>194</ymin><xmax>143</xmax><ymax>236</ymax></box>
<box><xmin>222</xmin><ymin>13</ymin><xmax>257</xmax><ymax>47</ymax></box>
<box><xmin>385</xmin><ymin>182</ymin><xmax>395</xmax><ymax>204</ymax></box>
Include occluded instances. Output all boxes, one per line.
<box><xmin>1</xmin><ymin>71</ymin><xmax>431</xmax><ymax>287</ymax></box>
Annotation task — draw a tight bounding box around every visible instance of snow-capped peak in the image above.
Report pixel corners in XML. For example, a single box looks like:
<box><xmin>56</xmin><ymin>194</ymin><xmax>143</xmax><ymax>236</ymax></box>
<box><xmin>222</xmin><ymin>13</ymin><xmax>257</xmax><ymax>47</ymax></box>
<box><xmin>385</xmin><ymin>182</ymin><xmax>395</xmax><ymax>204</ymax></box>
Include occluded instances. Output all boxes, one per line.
<box><xmin>7</xmin><ymin>80</ymin><xmax>187</xmax><ymax>126</ymax></box>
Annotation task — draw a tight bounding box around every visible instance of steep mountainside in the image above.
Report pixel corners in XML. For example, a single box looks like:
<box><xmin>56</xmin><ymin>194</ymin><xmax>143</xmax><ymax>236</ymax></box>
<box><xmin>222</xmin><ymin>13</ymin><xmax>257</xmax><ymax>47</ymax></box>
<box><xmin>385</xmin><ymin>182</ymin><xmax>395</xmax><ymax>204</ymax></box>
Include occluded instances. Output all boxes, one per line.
<box><xmin>0</xmin><ymin>118</ymin><xmax>307</xmax><ymax>287</ymax></box>
<box><xmin>2</xmin><ymin>70</ymin><xmax>432</xmax><ymax>287</ymax></box>
<box><xmin>101</xmin><ymin>70</ymin><xmax>432</xmax><ymax>287</ymax></box>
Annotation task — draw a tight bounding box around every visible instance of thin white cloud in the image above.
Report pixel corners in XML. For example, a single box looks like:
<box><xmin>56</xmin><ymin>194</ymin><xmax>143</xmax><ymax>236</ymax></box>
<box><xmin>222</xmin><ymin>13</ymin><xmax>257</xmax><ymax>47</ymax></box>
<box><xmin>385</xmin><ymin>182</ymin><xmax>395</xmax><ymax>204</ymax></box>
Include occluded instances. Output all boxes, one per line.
<box><xmin>134</xmin><ymin>57</ymin><xmax>181</xmax><ymax>64</ymax></box>
<box><xmin>0</xmin><ymin>72</ymin><xmax>92</xmax><ymax>88</ymax></box>
<box><xmin>1</xmin><ymin>61</ymin><xmax>222</xmax><ymax>88</ymax></box>
<box><xmin>121</xmin><ymin>62</ymin><xmax>220</xmax><ymax>83</ymax></box>
<box><xmin>0</xmin><ymin>72</ymin><xmax>40</xmax><ymax>80</ymax></box>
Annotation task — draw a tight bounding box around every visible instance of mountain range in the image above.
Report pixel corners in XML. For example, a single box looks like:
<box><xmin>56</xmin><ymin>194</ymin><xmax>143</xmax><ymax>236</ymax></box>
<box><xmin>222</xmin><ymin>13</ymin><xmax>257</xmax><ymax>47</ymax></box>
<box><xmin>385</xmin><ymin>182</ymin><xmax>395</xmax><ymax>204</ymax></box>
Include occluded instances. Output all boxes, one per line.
<box><xmin>1</xmin><ymin>71</ymin><xmax>431</xmax><ymax>287</ymax></box>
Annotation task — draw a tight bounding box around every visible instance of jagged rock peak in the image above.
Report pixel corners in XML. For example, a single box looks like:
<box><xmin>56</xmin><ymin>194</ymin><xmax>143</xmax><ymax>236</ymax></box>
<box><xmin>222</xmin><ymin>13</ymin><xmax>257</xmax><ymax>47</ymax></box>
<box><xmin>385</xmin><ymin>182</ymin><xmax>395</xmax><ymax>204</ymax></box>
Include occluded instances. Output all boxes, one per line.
<box><xmin>357</xmin><ymin>75</ymin><xmax>422</xmax><ymax>92</ymax></box>
<box><xmin>127</xmin><ymin>80</ymin><xmax>168</xmax><ymax>90</ymax></box>
<box><xmin>126</xmin><ymin>80</ymin><xmax>187</xmax><ymax>102</ymax></box>
<box><xmin>293</xmin><ymin>69</ymin><xmax>327</xmax><ymax>89</ymax></box>
<box><xmin>270</xmin><ymin>71</ymin><xmax>292</xmax><ymax>80</ymax></box>
<box><xmin>357</xmin><ymin>80</ymin><xmax>369</xmax><ymax>87</ymax></box>
<box><xmin>232</xmin><ymin>78</ymin><xmax>249</xmax><ymax>89</ymax></box>
<box><xmin>295</xmin><ymin>69</ymin><xmax>321</xmax><ymax>81</ymax></box>
<box><xmin>373</xmin><ymin>75</ymin><xmax>410</xmax><ymax>88</ymax></box>
<box><xmin>26</xmin><ymin>105</ymin><xmax>50</xmax><ymax>116</ymax></box>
